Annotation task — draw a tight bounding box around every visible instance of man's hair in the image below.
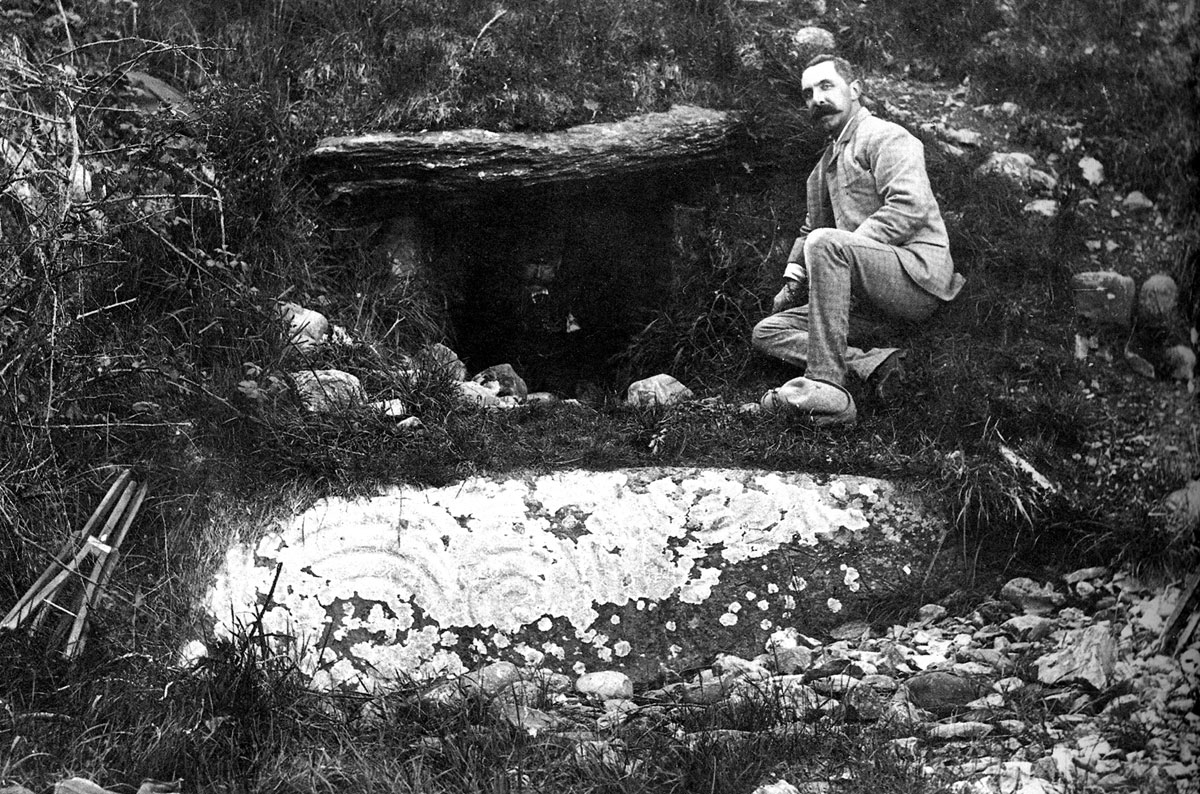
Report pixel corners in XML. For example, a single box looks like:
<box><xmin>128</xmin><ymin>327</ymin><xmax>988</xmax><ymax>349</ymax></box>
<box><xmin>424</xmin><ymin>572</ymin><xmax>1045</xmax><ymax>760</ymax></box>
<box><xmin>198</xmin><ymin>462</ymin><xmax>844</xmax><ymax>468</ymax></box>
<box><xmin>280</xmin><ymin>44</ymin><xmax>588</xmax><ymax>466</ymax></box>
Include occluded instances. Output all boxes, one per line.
<box><xmin>804</xmin><ymin>53</ymin><xmax>857</xmax><ymax>84</ymax></box>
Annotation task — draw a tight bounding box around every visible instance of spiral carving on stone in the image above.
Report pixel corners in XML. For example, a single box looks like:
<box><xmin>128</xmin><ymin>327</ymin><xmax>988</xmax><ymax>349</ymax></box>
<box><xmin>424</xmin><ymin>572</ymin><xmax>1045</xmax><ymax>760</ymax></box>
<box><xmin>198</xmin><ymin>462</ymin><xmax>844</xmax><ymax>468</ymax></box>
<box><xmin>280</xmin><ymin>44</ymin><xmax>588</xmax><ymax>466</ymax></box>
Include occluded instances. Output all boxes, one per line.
<box><xmin>203</xmin><ymin>468</ymin><xmax>906</xmax><ymax>690</ymax></box>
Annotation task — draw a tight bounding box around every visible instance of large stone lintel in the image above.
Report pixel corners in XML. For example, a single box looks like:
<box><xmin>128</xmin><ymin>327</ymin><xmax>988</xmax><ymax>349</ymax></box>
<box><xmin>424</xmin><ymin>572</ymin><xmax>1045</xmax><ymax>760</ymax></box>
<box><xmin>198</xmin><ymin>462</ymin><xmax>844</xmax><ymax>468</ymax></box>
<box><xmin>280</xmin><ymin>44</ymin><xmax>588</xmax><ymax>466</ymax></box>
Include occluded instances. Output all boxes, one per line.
<box><xmin>302</xmin><ymin>105</ymin><xmax>739</xmax><ymax>212</ymax></box>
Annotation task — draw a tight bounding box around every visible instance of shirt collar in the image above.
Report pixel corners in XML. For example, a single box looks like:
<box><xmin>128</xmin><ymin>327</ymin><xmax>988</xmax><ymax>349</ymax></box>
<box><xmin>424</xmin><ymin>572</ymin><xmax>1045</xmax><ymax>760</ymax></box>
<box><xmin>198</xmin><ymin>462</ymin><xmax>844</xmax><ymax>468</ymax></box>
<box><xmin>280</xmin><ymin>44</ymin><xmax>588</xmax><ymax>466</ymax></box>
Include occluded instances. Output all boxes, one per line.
<box><xmin>829</xmin><ymin>106</ymin><xmax>870</xmax><ymax>149</ymax></box>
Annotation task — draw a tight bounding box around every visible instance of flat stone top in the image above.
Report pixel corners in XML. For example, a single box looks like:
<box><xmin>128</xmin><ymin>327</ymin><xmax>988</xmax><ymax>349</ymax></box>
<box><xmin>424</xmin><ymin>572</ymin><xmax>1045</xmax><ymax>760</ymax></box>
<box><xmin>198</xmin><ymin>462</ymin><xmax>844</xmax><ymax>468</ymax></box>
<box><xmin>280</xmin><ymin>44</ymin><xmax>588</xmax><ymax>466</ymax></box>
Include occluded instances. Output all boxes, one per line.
<box><xmin>302</xmin><ymin>105</ymin><xmax>740</xmax><ymax>209</ymax></box>
<box><xmin>312</xmin><ymin>105</ymin><xmax>733</xmax><ymax>156</ymax></box>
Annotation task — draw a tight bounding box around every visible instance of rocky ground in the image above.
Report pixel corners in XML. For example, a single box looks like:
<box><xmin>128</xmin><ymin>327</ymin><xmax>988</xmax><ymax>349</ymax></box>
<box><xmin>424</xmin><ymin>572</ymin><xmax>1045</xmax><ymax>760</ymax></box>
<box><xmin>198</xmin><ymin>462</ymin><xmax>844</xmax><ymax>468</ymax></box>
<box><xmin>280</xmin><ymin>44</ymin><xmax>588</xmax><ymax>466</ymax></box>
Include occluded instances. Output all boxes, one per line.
<box><xmin>378</xmin><ymin>566</ymin><xmax>1200</xmax><ymax>794</ymax></box>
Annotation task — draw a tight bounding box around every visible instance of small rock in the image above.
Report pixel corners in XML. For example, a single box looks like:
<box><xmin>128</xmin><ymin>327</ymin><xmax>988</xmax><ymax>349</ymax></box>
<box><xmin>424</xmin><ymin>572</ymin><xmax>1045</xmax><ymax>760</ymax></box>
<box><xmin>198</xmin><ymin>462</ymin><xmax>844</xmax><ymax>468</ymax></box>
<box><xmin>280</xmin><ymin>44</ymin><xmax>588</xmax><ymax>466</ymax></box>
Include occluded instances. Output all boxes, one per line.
<box><xmin>471</xmin><ymin>363</ymin><xmax>529</xmax><ymax>400</ymax></box>
<box><xmin>1121</xmin><ymin>191</ymin><xmax>1154</xmax><ymax>211</ymax></box>
<box><xmin>900</xmin><ymin>671</ymin><xmax>987</xmax><ymax>716</ymax></box>
<box><xmin>1070</xmin><ymin>271</ymin><xmax>1136</xmax><ymax>326</ymax></box>
<box><xmin>626</xmin><ymin>373</ymin><xmax>694</xmax><ymax>406</ymax></box>
<box><xmin>1023</xmin><ymin>198</ymin><xmax>1059</xmax><ymax>217</ymax></box>
<box><xmin>918</xmin><ymin>603</ymin><xmax>948</xmax><ymax>623</ymax></box>
<box><xmin>977</xmin><ymin>151</ymin><xmax>1057</xmax><ymax>192</ymax></box>
<box><xmin>1078</xmin><ymin>156</ymin><xmax>1104</xmax><ymax>186</ymax></box>
<box><xmin>844</xmin><ymin>681</ymin><xmax>888</xmax><ymax>720</ymax></box>
<box><xmin>1162</xmin><ymin>480</ymin><xmax>1200</xmax><ymax>534</ymax></box>
<box><xmin>860</xmin><ymin>673</ymin><xmax>898</xmax><ymax>692</ymax></box>
<box><xmin>1124</xmin><ymin>347</ymin><xmax>1157</xmax><ymax>379</ymax></box>
<box><xmin>1001</xmin><ymin>614</ymin><xmax>1055</xmax><ymax>642</ymax></box>
<box><xmin>829</xmin><ymin>620</ymin><xmax>871</xmax><ymax>641</ymax></box>
<box><xmin>1000</xmin><ymin>577</ymin><xmax>1065</xmax><ymax>616</ymax></box>
<box><xmin>809</xmin><ymin>674</ymin><xmax>860</xmax><ymax>695</ymax></box>
<box><xmin>277</xmin><ymin>301</ymin><xmax>330</xmax><ymax>353</ymax></box>
<box><xmin>526</xmin><ymin>391</ymin><xmax>559</xmax><ymax>404</ymax></box>
<box><xmin>941</xmin><ymin>127</ymin><xmax>982</xmax><ymax>147</ymax></box>
<box><xmin>1036</xmin><ymin>623</ymin><xmax>1116</xmax><ymax>689</ymax></box>
<box><xmin>751</xmin><ymin>781</ymin><xmax>802</xmax><ymax>794</ymax></box>
<box><xmin>1164</xmin><ymin>345</ymin><xmax>1195</xmax><ymax>387</ymax></box>
<box><xmin>492</xmin><ymin>701</ymin><xmax>557</xmax><ymax>734</ymax></box>
<box><xmin>576</xmin><ymin>670</ymin><xmax>633</xmax><ymax>700</ymax></box>
<box><xmin>774</xmin><ymin>676</ymin><xmax>822</xmax><ymax>718</ymax></box>
<box><xmin>457</xmin><ymin>380</ymin><xmax>501</xmax><ymax>407</ymax></box>
<box><xmin>790</xmin><ymin>26</ymin><xmax>836</xmax><ymax>54</ymax></box>
<box><xmin>291</xmin><ymin>369</ymin><xmax>364</xmax><ymax>413</ymax></box>
<box><xmin>463</xmin><ymin>661</ymin><xmax>522</xmax><ymax>696</ymax></box>
<box><xmin>927</xmin><ymin>721</ymin><xmax>994</xmax><ymax>740</ymax></box>
<box><xmin>370</xmin><ymin>398</ymin><xmax>408</xmax><ymax>418</ymax></box>
<box><xmin>768</xmin><ymin>644</ymin><xmax>814</xmax><ymax>674</ymax></box>
<box><xmin>1062</xmin><ymin>566</ymin><xmax>1109</xmax><ymax>584</ymax></box>
<box><xmin>416</xmin><ymin>342</ymin><xmax>467</xmax><ymax>381</ymax></box>
<box><xmin>1137</xmin><ymin>273</ymin><xmax>1178</xmax><ymax>326</ymax></box>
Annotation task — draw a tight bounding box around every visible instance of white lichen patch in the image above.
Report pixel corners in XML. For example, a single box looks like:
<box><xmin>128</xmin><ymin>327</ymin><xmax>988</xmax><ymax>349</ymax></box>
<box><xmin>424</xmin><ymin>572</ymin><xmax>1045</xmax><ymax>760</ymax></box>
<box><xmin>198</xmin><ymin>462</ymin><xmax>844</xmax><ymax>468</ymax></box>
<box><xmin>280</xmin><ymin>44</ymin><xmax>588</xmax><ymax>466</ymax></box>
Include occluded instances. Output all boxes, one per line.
<box><xmin>202</xmin><ymin>468</ymin><xmax>919</xmax><ymax>689</ymax></box>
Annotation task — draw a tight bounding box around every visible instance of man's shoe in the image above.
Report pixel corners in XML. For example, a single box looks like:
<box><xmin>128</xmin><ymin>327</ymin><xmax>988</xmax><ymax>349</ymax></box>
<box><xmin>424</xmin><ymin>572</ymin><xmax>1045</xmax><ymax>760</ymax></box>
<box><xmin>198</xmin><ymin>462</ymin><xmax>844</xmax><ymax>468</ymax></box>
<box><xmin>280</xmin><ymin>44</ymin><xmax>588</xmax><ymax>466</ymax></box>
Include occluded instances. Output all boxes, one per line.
<box><xmin>761</xmin><ymin>376</ymin><xmax>857</xmax><ymax>427</ymax></box>
<box><xmin>868</xmin><ymin>350</ymin><xmax>907</xmax><ymax>401</ymax></box>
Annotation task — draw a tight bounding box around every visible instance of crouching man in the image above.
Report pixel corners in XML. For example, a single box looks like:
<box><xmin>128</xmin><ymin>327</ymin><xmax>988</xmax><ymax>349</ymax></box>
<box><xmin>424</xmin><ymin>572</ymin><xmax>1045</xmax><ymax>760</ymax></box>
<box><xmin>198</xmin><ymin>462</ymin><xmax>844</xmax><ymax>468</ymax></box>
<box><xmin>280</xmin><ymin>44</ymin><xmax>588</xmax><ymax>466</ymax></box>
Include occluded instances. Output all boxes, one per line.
<box><xmin>753</xmin><ymin>54</ymin><xmax>964</xmax><ymax>426</ymax></box>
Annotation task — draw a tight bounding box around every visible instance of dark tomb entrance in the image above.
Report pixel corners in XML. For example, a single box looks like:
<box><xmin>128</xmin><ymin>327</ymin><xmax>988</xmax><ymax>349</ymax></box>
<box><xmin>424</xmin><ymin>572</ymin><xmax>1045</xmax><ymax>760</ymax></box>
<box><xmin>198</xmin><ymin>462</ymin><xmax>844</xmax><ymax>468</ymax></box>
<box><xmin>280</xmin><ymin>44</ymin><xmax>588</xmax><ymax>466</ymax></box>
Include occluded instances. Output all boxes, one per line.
<box><xmin>429</xmin><ymin>183</ymin><xmax>676</xmax><ymax>394</ymax></box>
<box><xmin>303</xmin><ymin>106</ymin><xmax>740</xmax><ymax>394</ymax></box>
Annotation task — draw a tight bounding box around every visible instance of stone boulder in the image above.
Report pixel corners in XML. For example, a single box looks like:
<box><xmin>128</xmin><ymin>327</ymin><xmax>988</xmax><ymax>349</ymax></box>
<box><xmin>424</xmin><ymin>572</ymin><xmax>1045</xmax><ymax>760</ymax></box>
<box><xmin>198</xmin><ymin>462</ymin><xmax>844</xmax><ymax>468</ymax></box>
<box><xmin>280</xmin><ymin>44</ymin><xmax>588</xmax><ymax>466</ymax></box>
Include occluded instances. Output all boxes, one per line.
<box><xmin>1070</xmin><ymin>271</ymin><xmax>1135</xmax><ymax>327</ymax></box>
<box><xmin>791</xmin><ymin>26</ymin><xmax>836</xmax><ymax>55</ymax></box>
<box><xmin>626</xmin><ymin>373</ymin><xmax>694</xmax><ymax>406</ymax></box>
<box><xmin>976</xmin><ymin>152</ymin><xmax>1057</xmax><ymax>194</ymax></box>
<box><xmin>472</xmin><ymin>363</ymin><xmax>528</xmax><ymax>400</ymax></box>
<box><xmin>1164</xmin><ymin>345</ymin><xmax>1195</xmax><ymax>387</ymax></box>
<box><xmin>1036</xmin><ymin>623</ymin><xmax>1117</xmax><ymax>689</ymax></box>
<box><xmin>292</xmin><ymin>369</ymin><xmax>364</xmax><ymax>413</ymax></box>
<box><xmin>277</xmin><ymin>302</ymin><xmax>329</xmax><ymax>353</ymax></box>
<box><xmin>576</xmin><ymin>670</ymin><xmax>634</xmax><ymax>700</ymax></box>
<box><xmin>1000</xmin><ymin>577</ymin><xmax>1065</xmax><ymax>616</ymax></box>
<box><xmin>1137</xmin><ymin>273</ymin><xmax>1178</xmax><ymax>327</ymax></box>
<box><xmin>416</xmin><ymin>342</ymin><xmax>467</xmax><ymax>381</ymax></box>
<box><xmin>898</xmin><ymin>671</ymin><xmax>987</xmax><ymax>717</ymax></box>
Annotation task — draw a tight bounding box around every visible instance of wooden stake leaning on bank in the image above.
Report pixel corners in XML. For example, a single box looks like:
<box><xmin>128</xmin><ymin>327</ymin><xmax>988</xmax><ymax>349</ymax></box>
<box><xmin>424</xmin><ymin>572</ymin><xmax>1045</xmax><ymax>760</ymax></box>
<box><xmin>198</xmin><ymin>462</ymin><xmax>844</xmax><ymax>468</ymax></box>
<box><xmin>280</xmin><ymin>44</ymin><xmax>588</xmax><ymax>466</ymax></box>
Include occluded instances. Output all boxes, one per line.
<box><xmin>0</xmin><ymin>469</ymin><xmax>147</xmax><ymax>658</ymax></box>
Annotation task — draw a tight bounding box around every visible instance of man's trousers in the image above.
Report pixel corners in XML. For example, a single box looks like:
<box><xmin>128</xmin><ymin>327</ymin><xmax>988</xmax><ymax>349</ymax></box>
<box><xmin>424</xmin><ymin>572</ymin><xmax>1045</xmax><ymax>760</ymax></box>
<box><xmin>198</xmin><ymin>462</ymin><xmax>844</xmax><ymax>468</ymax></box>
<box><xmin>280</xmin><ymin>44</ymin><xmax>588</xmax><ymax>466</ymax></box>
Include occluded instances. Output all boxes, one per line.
<box><xmin>751</xmin><ymin>228</ymin><xmax>945</xmax><ymax>385</ymax></box>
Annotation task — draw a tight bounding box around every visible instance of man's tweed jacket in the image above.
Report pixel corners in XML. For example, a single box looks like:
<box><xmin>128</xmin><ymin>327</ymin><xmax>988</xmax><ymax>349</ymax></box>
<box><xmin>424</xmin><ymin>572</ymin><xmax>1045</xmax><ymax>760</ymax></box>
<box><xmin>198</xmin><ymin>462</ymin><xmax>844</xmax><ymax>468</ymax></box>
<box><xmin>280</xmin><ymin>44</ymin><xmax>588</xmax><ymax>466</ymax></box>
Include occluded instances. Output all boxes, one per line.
<box><xmin>785</xmin><ymin>107</ymin><xmax>965</xmax><ymax>302</ymax></box>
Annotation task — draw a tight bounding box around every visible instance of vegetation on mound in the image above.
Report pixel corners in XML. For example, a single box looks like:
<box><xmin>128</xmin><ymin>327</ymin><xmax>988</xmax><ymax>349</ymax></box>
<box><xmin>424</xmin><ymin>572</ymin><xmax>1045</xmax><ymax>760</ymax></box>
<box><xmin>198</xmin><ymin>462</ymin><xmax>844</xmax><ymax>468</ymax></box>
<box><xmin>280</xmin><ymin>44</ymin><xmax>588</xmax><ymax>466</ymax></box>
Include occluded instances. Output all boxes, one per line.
<box><xmin>1</xmin><ymin>0</ymin><xmax>1197</xmax><ymax>790</ymax></box>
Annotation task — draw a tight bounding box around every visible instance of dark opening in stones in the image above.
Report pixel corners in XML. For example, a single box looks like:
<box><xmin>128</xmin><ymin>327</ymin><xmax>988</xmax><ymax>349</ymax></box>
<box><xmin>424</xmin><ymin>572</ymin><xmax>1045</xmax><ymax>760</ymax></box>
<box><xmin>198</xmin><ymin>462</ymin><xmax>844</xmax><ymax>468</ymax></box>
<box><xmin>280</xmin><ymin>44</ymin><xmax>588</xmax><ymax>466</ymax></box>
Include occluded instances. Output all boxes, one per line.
<box><xmin>301</xmin><ymin>106</ymin><xmax>741</xmax><ymax>392</ymax></box>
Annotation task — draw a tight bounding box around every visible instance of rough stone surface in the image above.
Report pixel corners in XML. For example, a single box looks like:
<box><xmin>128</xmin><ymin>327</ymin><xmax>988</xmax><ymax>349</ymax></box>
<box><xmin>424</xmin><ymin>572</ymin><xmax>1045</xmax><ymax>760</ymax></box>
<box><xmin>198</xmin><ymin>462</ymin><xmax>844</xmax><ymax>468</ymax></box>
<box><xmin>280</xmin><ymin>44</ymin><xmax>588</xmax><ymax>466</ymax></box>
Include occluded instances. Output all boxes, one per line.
<box><xmin>304</xmin><ymin>106</ymin><xmax>738</xmax><ymax>213</ymax></box>
<box><xmin>976</xmin><ymin>152</ymin><xmax>1057</xmax><ymax>193</ymax></box>
<box><xmin>900</xmin><ymin>671</ymin><xmax>987</xmax><ymax>716</ymax></box>
<box><xmin>790</xmin><ymin>26</ymin><xmax>836</xmax><ymax>54</ymax></box>
<box><xmin>576</xmin><ymin>670</ymin><xmax>634</xmax><ymax>700</ymax></box>
<box><xmin>1001</xmin><ymin>577</ymin><xmax>1066</xmax><ymax>615</ymax></box>
<box><xmin>278</xmin><ymin>301</ymin><xmax>329</xmax><ymax>353</ymax></box>
<box><xmin>416</xmin><ymin>342</ymin><xmax>467</xmax><ymax>381</ymax></box>
<box><xmin>1036</xmin><ymin>623</ymin><xmax>1116</xmax><ymax>689</ymax></box>
<box><xmin>626</xmin><ymin>373</ymin><xmax>694</xmax><ymax>406</ymax></box>
<box><xmin>1165</xmin><ymin>345</ymin><xmax>1195</xmax><ymax>386</ymax></box>
<box><xmin>291</xmin><ymin>369</ymin><xmax>364</xmax><ymax>413</ymax></box>
<box><xmin>203</xmin><ymin>468</ymin><xmax>939</xmax><ymax>690</ymax></box>
<box><xmin>1138</xmin><ymin>273</ymin><xmax>1178</xmax><ymax>326</ymax></box>
<box><xmin>472</xmin><ymin>363</ymin><xmax>529</xmax><ymax>400</ymax></box>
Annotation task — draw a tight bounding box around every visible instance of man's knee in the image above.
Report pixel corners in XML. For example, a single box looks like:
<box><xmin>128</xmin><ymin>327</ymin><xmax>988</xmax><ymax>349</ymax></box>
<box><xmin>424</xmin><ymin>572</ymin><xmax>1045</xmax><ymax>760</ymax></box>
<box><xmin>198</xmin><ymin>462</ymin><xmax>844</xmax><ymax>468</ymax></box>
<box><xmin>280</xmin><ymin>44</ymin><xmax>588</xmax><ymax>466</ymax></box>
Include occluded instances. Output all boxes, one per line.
<box><xmin>751</xmin><ymin>317</ymin><xmax>775</xmax><ymax>352</ymax></box>
<box><xmin>804</xmin><ymin>228</ymin><xmax>856</xmax><ymax>265</ymax></box>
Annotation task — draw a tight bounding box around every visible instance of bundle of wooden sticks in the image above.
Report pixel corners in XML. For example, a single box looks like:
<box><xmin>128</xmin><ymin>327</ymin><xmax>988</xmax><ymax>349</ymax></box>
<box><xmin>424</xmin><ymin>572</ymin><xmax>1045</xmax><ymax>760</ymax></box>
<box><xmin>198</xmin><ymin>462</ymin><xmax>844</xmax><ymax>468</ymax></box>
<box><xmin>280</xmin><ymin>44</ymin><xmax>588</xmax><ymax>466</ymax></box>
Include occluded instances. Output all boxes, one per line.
<box><xmin>1</xmin><ymin>469</ymin><xmax>147</xmax><ymax>658</ymax></box>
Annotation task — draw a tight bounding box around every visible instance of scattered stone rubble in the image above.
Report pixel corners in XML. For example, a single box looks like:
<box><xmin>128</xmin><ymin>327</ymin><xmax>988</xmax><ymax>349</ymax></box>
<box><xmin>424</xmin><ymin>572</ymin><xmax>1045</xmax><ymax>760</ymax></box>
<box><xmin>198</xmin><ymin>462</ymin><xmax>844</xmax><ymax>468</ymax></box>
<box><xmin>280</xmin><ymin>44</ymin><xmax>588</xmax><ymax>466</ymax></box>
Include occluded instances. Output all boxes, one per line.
<box><xmin>401</xmin><ymin>567</ymin><xmax>1198</xmax><ymax>794</ymax></box>
<box><xmin>267</xmin><ymin>299</ymin><xmax>707</xmax><ymax>417</ymax></box>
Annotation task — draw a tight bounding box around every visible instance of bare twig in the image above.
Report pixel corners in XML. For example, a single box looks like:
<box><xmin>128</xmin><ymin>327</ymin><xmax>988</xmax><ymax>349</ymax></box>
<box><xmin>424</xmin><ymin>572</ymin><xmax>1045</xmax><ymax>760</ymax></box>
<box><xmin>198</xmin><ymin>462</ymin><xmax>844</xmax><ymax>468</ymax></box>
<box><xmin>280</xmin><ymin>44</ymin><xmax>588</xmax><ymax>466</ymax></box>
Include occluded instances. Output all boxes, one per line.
<box><xmin>470</xmin><ymin>8</ymin><xmax>509</xmax><ymax>55</ymax></box>
<box><xmin>54</xmin><ymin>0</ymin><xmax>76</xmax><ymax>63</ymax></box>
<box><xmin>75</xmin><ymin>297</ymin><xmax>138</xmax><ymax>321</ymax></box>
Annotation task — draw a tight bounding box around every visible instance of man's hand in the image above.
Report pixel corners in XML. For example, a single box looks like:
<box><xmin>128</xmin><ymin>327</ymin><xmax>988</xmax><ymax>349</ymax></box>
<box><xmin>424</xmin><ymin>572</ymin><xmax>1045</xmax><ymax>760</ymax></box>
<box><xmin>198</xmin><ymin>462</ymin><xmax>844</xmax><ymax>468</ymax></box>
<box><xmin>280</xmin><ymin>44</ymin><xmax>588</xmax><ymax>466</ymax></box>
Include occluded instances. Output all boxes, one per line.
<box><xmin>772</xmin><ymin>276</ymin><xmax>806</xmax><ymax>313</ymax></box>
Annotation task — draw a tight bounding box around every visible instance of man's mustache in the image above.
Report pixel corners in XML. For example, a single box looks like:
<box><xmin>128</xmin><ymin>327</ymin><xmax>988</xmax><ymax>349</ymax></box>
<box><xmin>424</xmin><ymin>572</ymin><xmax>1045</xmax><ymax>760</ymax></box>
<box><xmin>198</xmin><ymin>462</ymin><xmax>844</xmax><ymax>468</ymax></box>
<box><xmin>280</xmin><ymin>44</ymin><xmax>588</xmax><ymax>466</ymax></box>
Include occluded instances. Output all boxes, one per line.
<box><xmin>811</xmin><ymin>105</ymin><xmax>838</xmax><ymax>118</ymax></box>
